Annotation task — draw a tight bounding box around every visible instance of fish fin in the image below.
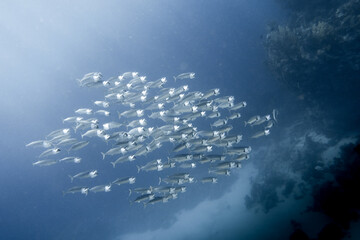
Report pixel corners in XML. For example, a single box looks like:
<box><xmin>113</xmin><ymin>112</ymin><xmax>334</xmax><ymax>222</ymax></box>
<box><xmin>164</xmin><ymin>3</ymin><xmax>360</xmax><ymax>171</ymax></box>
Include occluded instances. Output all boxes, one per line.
<box><xmin>111</xmin><ymin>162</ymin><xmax>116</xmax><ymax>168</ymax></box>
<box><xmin>158</xmin><ymin>177</ymin><xmax>161</xmax><ymax>185</ymax></box>
<box><xmin>101</xmin><ymin>152</ymin><xmax>106</xmax><ymax>160</ymax></box>
<box><xmin>68</xmin><ymin>175</ymin><xmax>74</xmax><ymax>183</ymax></box>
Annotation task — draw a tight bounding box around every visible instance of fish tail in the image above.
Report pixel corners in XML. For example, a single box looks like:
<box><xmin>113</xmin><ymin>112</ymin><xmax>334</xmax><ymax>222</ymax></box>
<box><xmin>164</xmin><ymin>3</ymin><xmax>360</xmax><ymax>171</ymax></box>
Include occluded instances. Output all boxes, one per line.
<box><xmin>143</xmin><ymin>202</ymin><xmax>147</xmax><ymax>209</ymax></box>
<box><xmin>62</xmin><ymin>191</ymin><xmax>66</xmax><ymax>197</ymax></box>
<box><xmin>117</xmin><ymin>111</ymin><xmax>121</xmax><ymax>119</ymax></box>
<box><xmin>173</xmin><ymin>76</ymin><xmax>177</xmax><ymax>82</ymax></box>
<box><xmin>81</xmin><ymin>134</ymin><xmax>84</xmax><ymax>139</ymax></box>
<box><xmin>128</xmin><ymin>189</ymin><xmax>132</xmax><ymax>197</ymax></box>
<box><xmin>111</xmin><ymin>162</ymin><xmax>116</xmax><ymax>168</ymax></box>
<box><xmin>136</xmin><ymin>165</ymin><xmax>141</xmax><ymax>173</ymax></box>
<box><xmin>158</xmin><ymin>177</ymin><xmax>161</xmax><ymax>185</ymax></box>
<box><xmin>244</xmin><ymin>121</ymin><xmax>247</xmax><ymax>127</ymax></box>
<box><xmin>68</xmin><ymin>175</ymin><xmax>74</xmax><ymax>183</ymax></box>
<box><xmin>101</xmin><ymin>152</ymin><xmax>106</xmax><ymax>160</ymax></box>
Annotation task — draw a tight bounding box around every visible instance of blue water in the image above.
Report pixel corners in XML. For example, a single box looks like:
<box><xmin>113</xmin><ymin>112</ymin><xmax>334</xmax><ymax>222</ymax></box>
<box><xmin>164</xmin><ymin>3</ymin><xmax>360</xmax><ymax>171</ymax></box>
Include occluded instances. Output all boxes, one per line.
<box><xmin>1</xmin><ymin>1</ymin><xmax>359</xmax><ymax>240</ymax></box>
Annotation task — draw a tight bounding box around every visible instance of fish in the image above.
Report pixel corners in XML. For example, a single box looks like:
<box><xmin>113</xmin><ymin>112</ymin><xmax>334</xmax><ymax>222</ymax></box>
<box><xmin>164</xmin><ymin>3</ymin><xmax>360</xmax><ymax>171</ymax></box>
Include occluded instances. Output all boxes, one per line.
<box><xmin>251</xmin><ymin>115</ymin><xmax>271</xmax><ymax>126</ymax></box>
<box><xmin>129</xmin><ymin>187</ymin><xmax>153</xmax><ymax>196</ymax></box>
<box><xmin>244</xmin><ymin>115</ymin><xmax>260</xmax><ymax>127</ymax></box>
<box><xmin>208</xmin><ymin>169</ymin><xmax>231</xmax><ymax>176</ymax></box>
<box><xmin>251</xmin><ymin>129</ymin><xmax>270</xmax><ymax>139</ymax></box>
<box><xmin>69</xmin><ymin>170</ymin><xmax>98</xmax><ymax>182</ymax></box>
<box><xmin>226</xmin><ymin>146</ymin><xmax>252</xmax><ymax>155</ymax></box>
<box><xmin>63</xmin><ymin>186</ymin><xmax>89</xmax><ymax>196</ymax></box>
<box><xmin>173</xmin><ymin>72</ymin><xmax>195</xmax><ymax>81</ymax></box>
<box><xmin>68</xmin><ymin>141</ymin><xmax>89</xmax><ymax>152</ymax></box>
<box><xmin>265</xmin><ymin>120</ymin><xmax>275</xmax><ymax>129</ymax></box>
<box><xmin>56</xmin><ymin>138</ymin><xmax>78</xmax><ymax>147</ymax></box>
<box><xmin>229</xmin><ymin>101</ymin><xmax>247</xmax><ymax>111</ymax></box>
<box><xmin>101</xmin><ymin>147</ymin><xmax>127</xmax><ymax>160</ymax></box>
<box><xmin>211</xmin><ymin>119</ymin><xmax>228</xmax><ymax>128</ymax></box>
<box><xmin>228</xmin><ymin>113</ymin><xmax>241</xmax><ymax>120</ymax></box>
<box><xmin>112</xmin><ymin>177</ymin><xmax>136</xmax><ymax>185</ymax></box>
<box><xmin>33</xmin><ymin>159</ymin><xmax>57</xmax><ymax>167</ymax></box>
<box><xmin>133</xmin><ymin>194</ymin><xmax>155</xmax><ymax>203</ymax></box>
<box><xmin>179</xmin><ymin>162</ymin><xmax>196</xmax><ymax>169</ymax></box>
<box><xmin>90</xmin><ymin>184</ymin><xmax>111</xmax><ymax>193</ymax></box>
<box><xmin>136</xmin><ymin>164</ymin><xmax>163</xmax><ymax>173</ymax></box>
<box><xmin>75</xmin><ymin>108</ymin><xmax>93</xmax><ymax>115</ymax></box>
<box><xmin>235</xmin><ymin>154</ymin><xmax>250</xmax><ymax>161</ymax></box>
<box><xmin>46</xmin><ymin>128</ymin><xmax>71</xmax><ymax>139</ymax></box>
<box><xmin>26</xmin><ymin>140</ymin><xmax>52</xmax><ymax>148</ymax></box>
<box><xmin>95</xmin><ymin>110</ymin><xmax>111</xmax><ymax>116</ymax></box>
<box><xmin>272</xmin><ymin>109</ymin><xmax>279</xmax><ymax>122</ymax></box>
<box><xmin>39</xmin><ymin>148</ymin><xmax>61</xmax><ymax>158</ymax></box>
<box><xmin>103</xmin><ymin>121</ymin><xmax>122</xmax><ymax>130</ymax></box>
<box><xmin>94</xmin><ymin>101</ymin><xmax>110</xmax><ymax>108</ymax></box>
<box><xmin>59</xmin><ymin>157</ymin><xmax>81</xmax><ymax>164</ymax></box>
<box><xmin>202</xmin><ymin>88</ymin><xmax>220</xmax><ymax>99</ymax></box>
<box><xmin>110</xmin><ymin>155</ymin><xmax>136</xmax><ymax>168</ymax></box>
<box><xmin>207</xmin><ymin>111</ymin><xmax>221</xmax><ymax>119</ymax></box>
<box><xmin>62</xmin><ymin>116</ymin><xmax>83</xmax><ymax>124</ymax></box>
<box><xmin>201</xmin><ymin>177</ymin><xmax>218</xmax><ymax>183</ymax></box>
<box><xmin>81</xmin><ymin>129</ymin><xmax>104</xmax><ymax>138</ymax></box>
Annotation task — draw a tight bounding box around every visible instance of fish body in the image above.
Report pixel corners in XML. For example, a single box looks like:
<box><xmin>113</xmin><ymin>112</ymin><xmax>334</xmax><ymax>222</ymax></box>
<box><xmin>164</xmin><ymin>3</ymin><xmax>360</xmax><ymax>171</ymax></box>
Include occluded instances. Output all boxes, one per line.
<box><xmin>113</xmin><ymin>177</ymin><xmax>136</xmax><ymax>185</ymax></box>
<box><xmin>251</xmin><ymin>129</ymin><xmax>270</xmax><ymax>138</ymax></box>
<box><xmin>59</xmin><ymin>157</ymin><xmax>81</xmax><ymax>163</ymax></box>
<box><xmin>244</xmin><ymin>115</ymin><xmax>260</xmax><ymax>127</ymax></box>
<box><xmin>39</xmin><ymin>148</ymin><xmax>61</xmax><ymax>158</ymax></box>
<box><xmin>94</xmin><ymin>101</ymin><xmax>110</xmax><ymax>108</ymax></box>
<box><xmin>33</xmin><ymin>159</ymin><xmax>57</xmax><ymax>166</ymax></box>
<box><xmin>68</xmin><ymin>141</ymin><xmax>89</xmax><ymax>152</ymax></box>
<box><xmin>230</xmin><ymin>101</ymin><xmax>247</xmax><ymax>111</ymax></box>
<box><xmin>201</xmin><ymin>177</ymin><xmax>218</xmax><ymax>183</ymax></box>
<box><xmin>69</xmin><ymin>170</ymin><xmax>98</xmax><ymax>182</ymax></box>
<box><xmin>63</xmin><ymin>186</ymin><xmax>89</xmax><ymax>196</ymax></box>
<box><xmin>90</xmin><ymin>184</ymin><xmax>111</xmax><ymax>193</ymax></box>
<box><xmin>96</xmin><ymin>110</ymin><xmax>110</xmax><ymax>116</ymax></box>
<box><xmin>75</xmin><ymin>108</ymin><xmax>93</xmax><ymax>115</ymax></box>
<box><xmin>173</xmin><ymin>72</ymin><xmax>195</xmax><ymax>81</ymax></box>
<box><xmin>26</xmin><ymin>140</ymin><xmax>52</xmax><ymax>148</ymax></box>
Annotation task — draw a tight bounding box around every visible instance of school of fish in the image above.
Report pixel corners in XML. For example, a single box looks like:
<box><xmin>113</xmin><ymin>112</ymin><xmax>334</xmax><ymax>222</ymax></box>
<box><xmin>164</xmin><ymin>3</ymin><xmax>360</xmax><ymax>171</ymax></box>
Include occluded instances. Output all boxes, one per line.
<box><xmin>26</xmin><ymin>71</ymin><xmax>278</xmax><ymax>207</ymax></box>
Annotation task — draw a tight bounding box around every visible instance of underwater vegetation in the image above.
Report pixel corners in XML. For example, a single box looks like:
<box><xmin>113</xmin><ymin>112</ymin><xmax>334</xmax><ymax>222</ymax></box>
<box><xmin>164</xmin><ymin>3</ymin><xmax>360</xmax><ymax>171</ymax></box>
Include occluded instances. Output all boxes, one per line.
<box><xmin>265</xmin><ymin>0</ymin><xmax>360</xmax><ymax>114</ymax></box>
<box><xmin>245</xmin><ymin>1</ymin><xmax>360</xmax><ymax>239</ymax></box>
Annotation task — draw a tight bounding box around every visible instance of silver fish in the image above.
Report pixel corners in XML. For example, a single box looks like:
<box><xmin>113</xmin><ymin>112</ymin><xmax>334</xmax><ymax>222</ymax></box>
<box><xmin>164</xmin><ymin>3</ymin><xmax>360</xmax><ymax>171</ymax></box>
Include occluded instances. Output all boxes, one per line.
<box><xmin>251</xmin><ymin>129</ymin><xmax>270</xmax><ymax>138</ymax></box>
<box><xmin>63</xmin><ymin>186</ymin><xmax>89</xmax><ymax>196</ymax></box>
<box><xmin>69</xmin><ymin>170</ymin><xmax>98</xmax><ymax>182</ymax></box>
<box><xmin>112</xmin><ymin>177</ymin><xmax>136</xmax><ymax>185</ymax></box>
<box><xmin>68</xmin><ymin>141</ymin><xmax>89</xmax><ymax>152</ymax></box>
<box><xmin>59</xmin><ymin>157</ymin><xmax>81</xmax><ymax>164</ymax></box>
<box><xmin>33</xmin><ymin>159</ymin><xmax>57</xmax><ymax>167</ymax></box>
<box><xmin>173</xmin><ymin>72</ymin><xmax>195</xmax><ymax>81</ymax></box>
<box><xmin>90</xmin><ymin>184</ymin><xmax>111</xmax><ymax>193</ymax></box>
<box><xmin>39</xmin><ymin>148</ymin><xmax>61</xmax><ymax>158</ymax></box>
